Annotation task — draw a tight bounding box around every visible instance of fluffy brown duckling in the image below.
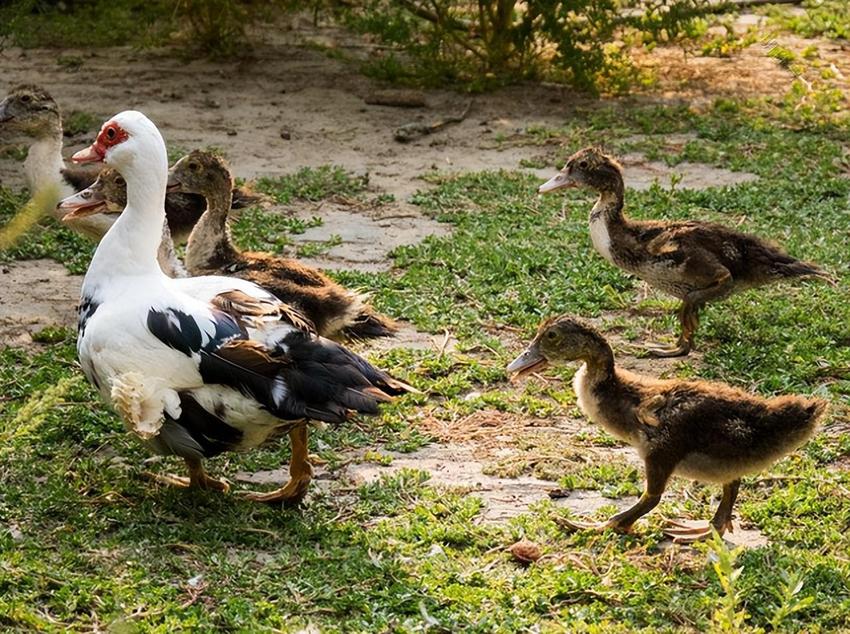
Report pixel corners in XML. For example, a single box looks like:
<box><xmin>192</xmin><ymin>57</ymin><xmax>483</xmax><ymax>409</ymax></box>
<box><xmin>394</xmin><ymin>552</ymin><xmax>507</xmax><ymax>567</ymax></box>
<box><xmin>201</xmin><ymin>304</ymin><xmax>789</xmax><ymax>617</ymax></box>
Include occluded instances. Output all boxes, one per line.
<box><xmin>167</xmin><ymin>150</ymin><xmax>397</xmax><ymax>341</ymax></box>
<box><xmin>539</xmin><ymin>147</ymin><xmax>832</xmax><ymax>357</ymax></box>
<box><xmin>508</xmin><ymin>316</ymin><xmax>826</xmax><ymax>542</ymax></box>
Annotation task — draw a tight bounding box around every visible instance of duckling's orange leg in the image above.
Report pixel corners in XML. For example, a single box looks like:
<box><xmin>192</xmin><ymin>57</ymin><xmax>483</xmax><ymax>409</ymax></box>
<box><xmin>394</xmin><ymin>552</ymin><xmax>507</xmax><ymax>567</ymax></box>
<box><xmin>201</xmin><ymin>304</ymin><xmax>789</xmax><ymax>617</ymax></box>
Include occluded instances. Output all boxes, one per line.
<box><xmin>239</xmin><ymin>425</ymin><xmax>313</xmax><ymax>508</ymax></box>
<box><xmin>143</xmin><ymin>457</ymin><xmax>230</xmax><ymax>493</ymax></box>
<box><xmin>559</xmin><ymin>460</ymin><xmax>671</xmax><ymax>534</ymax></box>
<box><xmin>664</xmin><ymin>479</ymin><xmax>740</xmax><ymax>543</ymax></box>
<box><xmin>646</xmin><ymin>301</ymin><xmax>697</xmax><ymax>357</ymax></box>
<box><xmin>648</xmin><ymin>270</ymin><xmax>732</xmax><ymax>358</ymax></box>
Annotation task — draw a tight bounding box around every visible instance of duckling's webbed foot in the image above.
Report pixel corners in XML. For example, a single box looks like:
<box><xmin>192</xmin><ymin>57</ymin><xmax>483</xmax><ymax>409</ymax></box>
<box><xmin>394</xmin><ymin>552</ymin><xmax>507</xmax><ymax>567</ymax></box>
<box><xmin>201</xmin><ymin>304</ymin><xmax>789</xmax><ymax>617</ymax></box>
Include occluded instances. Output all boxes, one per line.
<box><xmin>238</xmin><ymin>425</ymin><xmax>313</xmax><ymax>508</ymax></box>
<box><xmin>646</xmin><ymin>339</ymin><xmax>691</xmax><ymax>358</ymax></box>
<box><xmin>558</xmin><ymin>490</ymin><xmax>664</xmax><ymax>536</ymax></box>
<box><xmin>664</xmin><ymin>480</ymin><xmax>740</xmax><ymax>543</ymax></box>
<box><xmin>646</xmin><ymin>301</ymin><xmax>697</xmax><ymax>358</ymax></box>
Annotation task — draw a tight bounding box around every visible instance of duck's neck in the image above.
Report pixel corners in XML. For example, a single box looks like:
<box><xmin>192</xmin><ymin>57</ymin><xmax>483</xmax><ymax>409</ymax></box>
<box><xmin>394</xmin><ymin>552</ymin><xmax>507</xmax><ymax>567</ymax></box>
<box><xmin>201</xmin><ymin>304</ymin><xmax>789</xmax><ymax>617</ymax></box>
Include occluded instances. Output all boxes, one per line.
<box><xmin>84</xmin><ymin>161</ymin><xmax>168</xmax><ymax>290</ymax></box>
<box><xmin>590</xmin><ymin>185</ymin><xmax>625</xmax><ymax>225</ymax></box>
<box><xmin>579</xmin><ymin>338</ymin><xmax>617</xmax><ymax>387</ymax></box>
<box><xmin>24</xmin><ymin>132</ymin><xmax>69</xmax><ymax>198</ymax></box>
<box><xmin>185</xmin><ymin>190</ymin><xmax>239</xmax><ymax>272</ymax></box>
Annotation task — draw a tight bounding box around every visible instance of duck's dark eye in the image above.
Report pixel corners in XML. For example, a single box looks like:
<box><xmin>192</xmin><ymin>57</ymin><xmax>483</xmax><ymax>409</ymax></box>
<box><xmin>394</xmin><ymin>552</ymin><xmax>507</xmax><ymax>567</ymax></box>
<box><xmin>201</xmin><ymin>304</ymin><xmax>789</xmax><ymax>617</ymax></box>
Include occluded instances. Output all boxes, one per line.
<box><xmin>106</xmin><ymin>127</ymin><xmax>116</xmax><ymax>140</ymax></box>
<box><xmin>115</xmin><ymin>176</ymin><xmax>126</xmax><ymax>186</ymax></box>
<box><xmin>547</xmin><ymin>331</ymin><xmax>557</xmax><ymax>340</ymax></box>
<box><xmin>578</xmin><ymin>160</ymin><xmax>588</xmax><ymax>170</ymax></box>
<box><xmin>20</xmin><ymin>94</ymin><xmax>31</xmax><ymax>103</ymax></box>
<box><xmin>188</xmin><ymin>162</ymin><xmax>200</xmax><ymax>172</ymax></box>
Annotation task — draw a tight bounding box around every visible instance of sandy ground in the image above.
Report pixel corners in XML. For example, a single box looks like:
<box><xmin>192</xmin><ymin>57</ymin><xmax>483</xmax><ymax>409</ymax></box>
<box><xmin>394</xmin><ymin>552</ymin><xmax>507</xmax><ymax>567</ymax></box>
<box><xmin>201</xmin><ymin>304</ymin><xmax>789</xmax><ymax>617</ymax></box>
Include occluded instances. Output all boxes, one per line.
<box><xmin>4</xmin><ymin>16</ymin><xmax>842</xmax><ymax>544</ymax></box>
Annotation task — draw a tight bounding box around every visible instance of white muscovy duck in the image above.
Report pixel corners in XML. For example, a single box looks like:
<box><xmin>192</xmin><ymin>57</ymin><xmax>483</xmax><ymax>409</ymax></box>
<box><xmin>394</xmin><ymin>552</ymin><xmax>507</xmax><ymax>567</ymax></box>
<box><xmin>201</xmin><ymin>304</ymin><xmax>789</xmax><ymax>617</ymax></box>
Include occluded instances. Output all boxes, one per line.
<box><xmin>65</xmin><ymin>110</ymin><xmax>413</xmax><ymax>505</ymax></box>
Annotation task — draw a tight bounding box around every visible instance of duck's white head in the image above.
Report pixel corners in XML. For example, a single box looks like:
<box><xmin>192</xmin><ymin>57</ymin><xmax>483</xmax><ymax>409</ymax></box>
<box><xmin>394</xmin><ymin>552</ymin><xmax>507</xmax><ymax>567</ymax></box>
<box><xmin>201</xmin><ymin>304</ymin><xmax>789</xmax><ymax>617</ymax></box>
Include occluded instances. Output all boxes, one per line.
<box><xmin>72</xmin><ymin>110</ymin><xmax>166</xmax><ymax>174</ymax></box>
<box><xmin>64</xmin><ymin>111</ymin><xmax>167</xmax><ymax>223</ymax></box>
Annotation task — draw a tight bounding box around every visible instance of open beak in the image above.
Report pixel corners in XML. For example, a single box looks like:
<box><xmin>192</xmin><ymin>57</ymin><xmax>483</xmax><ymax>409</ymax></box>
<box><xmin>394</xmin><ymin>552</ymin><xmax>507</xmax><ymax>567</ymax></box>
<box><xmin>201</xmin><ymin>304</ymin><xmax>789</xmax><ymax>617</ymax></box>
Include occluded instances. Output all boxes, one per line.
<box><xmin>507</xmin><ymin>342</ymin><xmax>548</xmax><ymax>378</ymax></box>
<box><xmin>58</xmin><ymin>189</ymin><xmax>109</xmax><ymax>222</ymax></box>
<box><xmin>538</xmin><ymin>170</ymin><xmax>578</xmax><ymax>194</ymax></box>
<box><xmin>72</xmin><ymin>142</ymin><xmax>105</xmax><ymax>165</ymax></box>
<box><xmin>166</xmin><ymin>179</ymin><xmax>182</xmax><ymax>194</ymax></box>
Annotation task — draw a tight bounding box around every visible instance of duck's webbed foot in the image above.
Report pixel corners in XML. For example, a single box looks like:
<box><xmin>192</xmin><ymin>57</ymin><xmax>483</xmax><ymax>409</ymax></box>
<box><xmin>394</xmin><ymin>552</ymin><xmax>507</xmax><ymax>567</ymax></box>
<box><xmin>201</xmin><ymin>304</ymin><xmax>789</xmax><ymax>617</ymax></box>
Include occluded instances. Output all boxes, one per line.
<box><xmin>558</xmin><ymin>490</ymin><xmax>664</xmax><ymax>536</ymax></box>
<box><xmin>646</xmin><ymin>301</ymin><xmax>698</xmax><ymax>358</ymax></box>
<box><xmin>143</xmin><ymin>457</ymin><xmax>230</xmax><ymax>493</ymax></box>
<box><xmin>646</xmin><ymin>338</ymin><xmax>691</xmax><ymax>358</ymax></box>
<box><xmin>663</xmin><ymin>519</ymin><xmax>728</xmax><ymax>543</ymax></box>
<box><xmin>238</xmin><ymin>475</ymin><xmax>313</xmax><ymax>507</ymax></box>
<box><xmin>238</xmin><ymin>425</ymin><xmax>313</xmax><ymax>508</ymax></box>
<box><xmin>663</xmin><ymin>480</ymin><xmax>739</xmax><ymax>543</ymax></box>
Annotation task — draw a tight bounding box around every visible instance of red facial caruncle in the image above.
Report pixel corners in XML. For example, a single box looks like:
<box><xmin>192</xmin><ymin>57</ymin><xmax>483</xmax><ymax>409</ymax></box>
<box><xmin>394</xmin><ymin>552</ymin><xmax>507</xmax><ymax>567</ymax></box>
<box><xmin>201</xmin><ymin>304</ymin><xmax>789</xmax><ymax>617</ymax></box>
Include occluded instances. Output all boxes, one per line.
<box><xmin>72</xmin><ymin>120</ymin><xmax>129</xmax><ymax>164</ymax></box>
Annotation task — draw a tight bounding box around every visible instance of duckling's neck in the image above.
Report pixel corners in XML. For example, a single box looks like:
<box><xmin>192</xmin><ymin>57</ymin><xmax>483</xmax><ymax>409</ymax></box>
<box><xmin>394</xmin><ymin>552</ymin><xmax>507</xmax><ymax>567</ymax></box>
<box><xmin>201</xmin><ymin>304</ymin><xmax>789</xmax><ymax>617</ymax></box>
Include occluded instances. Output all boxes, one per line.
<box><xmin>590</xmin><ymin>186</ymin><xmax>625</xmax><ymax>222</ymax></box>
<box><xmin>572</xmin><ymin>342</ymin><xmax>640</xmax><ymax>445</ymax></box>
<box><xmin>157</xmin><ymin>221</ymin><xmax>188</xmax><ymax>278</ymax></box>
<box><xmin>24</xmin><ymin>132</ymin><xmax>69</xmax><ymax>199</ymax></box>
<box><xmin>588</xmin><ymin>183</ymin><xmax>625</xmax><ymax>264</ymax></box>
<box><xmin>578</xmin><ymin>340</ymin><xmax>616</xmax><ymax>386</ymax></box>
<box><xmin>185</xmin><ymin>191</ymin><xmax>239</xmax><ymax>272</ymax></box>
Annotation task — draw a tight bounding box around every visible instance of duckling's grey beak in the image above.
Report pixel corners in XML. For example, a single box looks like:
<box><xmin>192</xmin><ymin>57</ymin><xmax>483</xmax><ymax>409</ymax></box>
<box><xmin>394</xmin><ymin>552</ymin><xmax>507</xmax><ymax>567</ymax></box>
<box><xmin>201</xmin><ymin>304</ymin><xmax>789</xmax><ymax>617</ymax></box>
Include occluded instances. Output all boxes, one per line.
<box><xmin>58</xmin><ymin>187</ymin><xmax>108</xmax><ymax>222</ymax></box>
<box><xmin>538</xmin><ymin>170</ymin><xmax>577</xmax><ymax>194</ymax></box>
<box><xmin>507</xmin><ymin>343</ymin><xmax>548</xmax><ymax>376</ymax></box>
<box><xmin>166</xmin><ymin>172</ymin><xmax>182</xmax><ymax>193</ymax></box>
<box><xmin>0</xmin><ymin>100</ymin><xmax>11</xmax><ymax>124</ymax></box>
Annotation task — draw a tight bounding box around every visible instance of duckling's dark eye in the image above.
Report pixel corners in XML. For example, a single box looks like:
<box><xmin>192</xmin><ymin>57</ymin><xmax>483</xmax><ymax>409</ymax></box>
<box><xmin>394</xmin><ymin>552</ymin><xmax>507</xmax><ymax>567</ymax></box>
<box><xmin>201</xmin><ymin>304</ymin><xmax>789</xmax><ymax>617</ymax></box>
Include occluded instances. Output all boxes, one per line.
<box><xmin>189</xmin><ymin>162</ymin><xmax>200</xmax><ymax>172</ymax></box>
<box><xmin>115</xmin><ymin>176</ymin><xmax>126</xmax><ymax>186</ymax></box>
<box><xmin>547</xmin><ymin>331</ymin><xmax>557</xmax><ymax>340</ymax></box>
<box><xmin>20</xmin><ymin>94</ymin><xmax>31</xmax><ymax>103</ymax></box>
<box><xmin>578</xmin><ymin>160</ymin><xmax>588</xmax><ymax>170</ymax></box>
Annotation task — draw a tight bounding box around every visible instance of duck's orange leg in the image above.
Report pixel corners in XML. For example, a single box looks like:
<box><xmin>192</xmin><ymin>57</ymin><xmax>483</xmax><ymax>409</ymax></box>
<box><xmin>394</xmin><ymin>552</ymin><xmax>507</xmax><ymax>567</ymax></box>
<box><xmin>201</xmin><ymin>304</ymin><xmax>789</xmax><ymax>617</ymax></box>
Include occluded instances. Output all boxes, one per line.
<box><xmin>240</xmin><ymin>425</ymin><xmax>313</xmax><ymax>507</ymax></box>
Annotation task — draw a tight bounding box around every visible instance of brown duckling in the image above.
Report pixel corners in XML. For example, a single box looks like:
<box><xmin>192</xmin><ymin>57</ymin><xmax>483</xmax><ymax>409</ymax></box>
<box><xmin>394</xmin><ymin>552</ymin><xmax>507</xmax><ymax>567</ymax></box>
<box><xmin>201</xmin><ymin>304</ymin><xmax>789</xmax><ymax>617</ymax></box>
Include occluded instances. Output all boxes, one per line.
<box><xmin>167</xmin><ymin>150</ymin><xmax>397</xmax><ymax>341</ymax></box>
<box><xmin>508</xmin><ymin>316</ymin><xmax>825</xmax><ymax>542</ymax></box>
<box><xmin>539</xmin><ymin>147</ymin><xmax>832</xmax><ymax>357</ymax></box>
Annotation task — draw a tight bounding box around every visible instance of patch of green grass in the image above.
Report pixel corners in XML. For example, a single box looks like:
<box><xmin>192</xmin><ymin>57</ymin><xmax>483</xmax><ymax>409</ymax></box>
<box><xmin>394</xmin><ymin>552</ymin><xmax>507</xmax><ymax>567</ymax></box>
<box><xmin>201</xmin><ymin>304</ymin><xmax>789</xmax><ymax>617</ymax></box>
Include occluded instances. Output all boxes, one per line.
<box><xmin>0</xmin><ymin>0</ymin><xmax>172</xmax><ymax>49</ymax></box>
<box><xmin>767</xmin><ymin>0</ymin><xmax>850</xmax><ymax>40</ymax></box>
<box><xmin>229</xmin><ymin>208</ymin><xmax>323</xmax><ymax>253</ymax></box>
<box><xmin>296</xmin><ymin>233</ymin><xmax>343</xmax><ymax>258</ymax></box>
<box><xmin>62</xmin><ymin>110</ymin><xmax>99</xmax><ymax>138</ymax></box>
<box><xmin>256</xmin><ymin>166</ymin><xmax>369</xmax><ymax>205</ymax></box>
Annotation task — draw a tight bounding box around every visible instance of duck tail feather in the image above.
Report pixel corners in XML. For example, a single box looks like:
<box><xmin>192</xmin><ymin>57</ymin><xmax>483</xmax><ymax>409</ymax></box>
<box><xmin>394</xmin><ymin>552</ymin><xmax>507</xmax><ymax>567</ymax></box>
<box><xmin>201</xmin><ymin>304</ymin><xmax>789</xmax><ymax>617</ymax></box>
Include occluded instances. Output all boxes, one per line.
<box><xmin>230</xmin><ymin>185</ymin><xmax>271</xmax><ymax>209</ymax></box>
<box><xmin>342</xmin><ymin>308</ymin><xmax>398</xmax><ymax>340</ymax></box>
<box><xmin>775</xmin><ymin>259</ymin><xmax>837</xmax><ymax>286</ymax></box>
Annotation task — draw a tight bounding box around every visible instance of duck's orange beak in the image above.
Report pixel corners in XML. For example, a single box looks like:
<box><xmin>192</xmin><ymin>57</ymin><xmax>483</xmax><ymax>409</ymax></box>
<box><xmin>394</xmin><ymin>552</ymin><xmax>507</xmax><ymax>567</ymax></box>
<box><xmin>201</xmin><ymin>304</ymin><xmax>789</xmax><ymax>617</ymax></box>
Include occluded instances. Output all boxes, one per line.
<box><xmin>71</xmin><ymin>142</ymin><xmax>106</xmax><ymax>164</ymax></box>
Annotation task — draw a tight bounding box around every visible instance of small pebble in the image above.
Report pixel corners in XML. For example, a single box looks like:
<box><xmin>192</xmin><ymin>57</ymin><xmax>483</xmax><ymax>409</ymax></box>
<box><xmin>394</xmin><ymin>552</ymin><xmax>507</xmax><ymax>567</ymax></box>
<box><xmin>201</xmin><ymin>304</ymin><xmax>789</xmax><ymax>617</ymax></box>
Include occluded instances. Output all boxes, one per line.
<box><xmin>509</xmin><ymin>539</ymin><xmax>542</xmax><ymax>564</ymax></box>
